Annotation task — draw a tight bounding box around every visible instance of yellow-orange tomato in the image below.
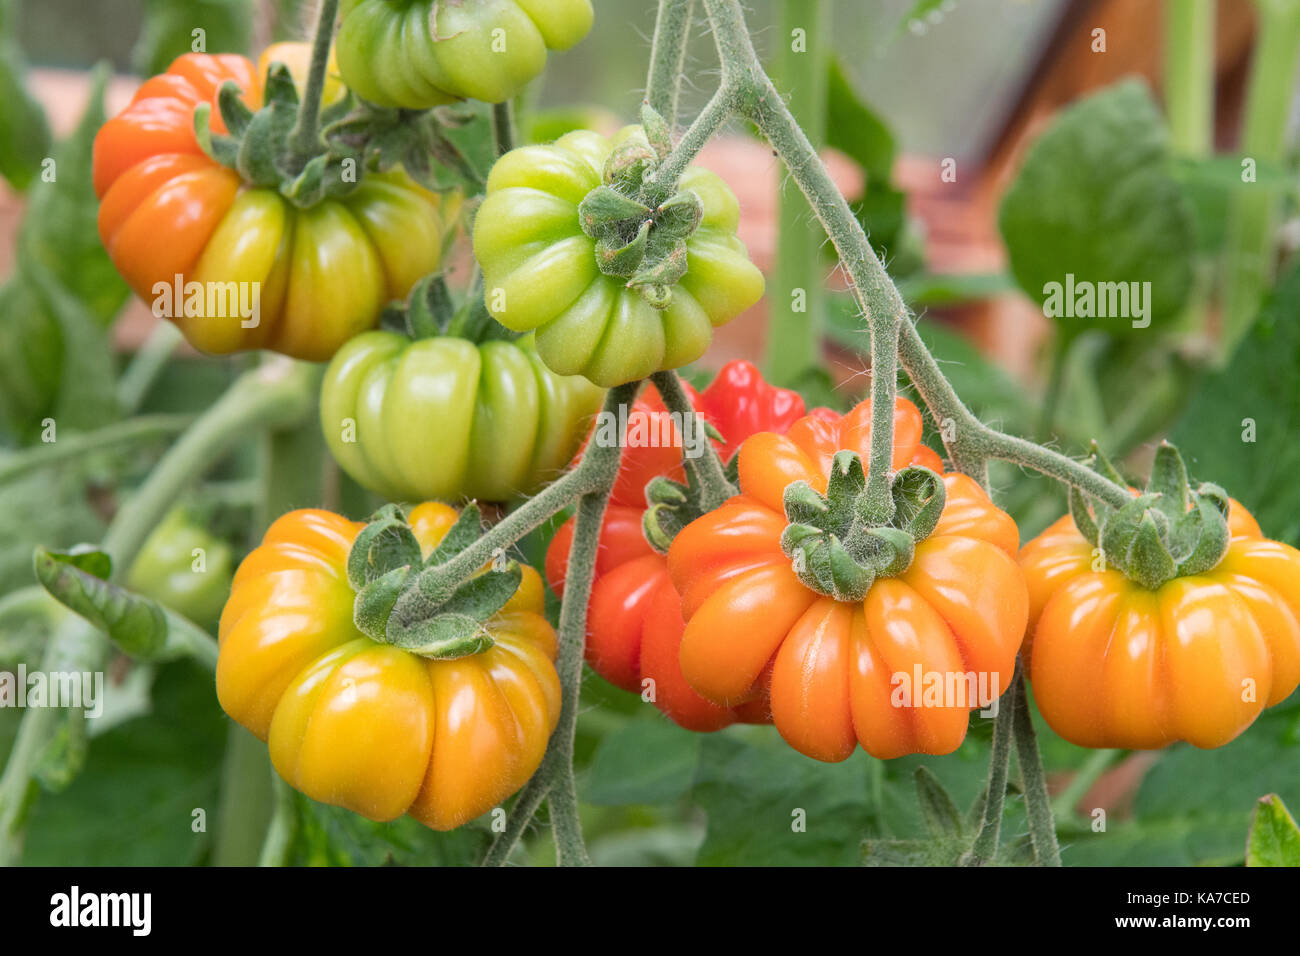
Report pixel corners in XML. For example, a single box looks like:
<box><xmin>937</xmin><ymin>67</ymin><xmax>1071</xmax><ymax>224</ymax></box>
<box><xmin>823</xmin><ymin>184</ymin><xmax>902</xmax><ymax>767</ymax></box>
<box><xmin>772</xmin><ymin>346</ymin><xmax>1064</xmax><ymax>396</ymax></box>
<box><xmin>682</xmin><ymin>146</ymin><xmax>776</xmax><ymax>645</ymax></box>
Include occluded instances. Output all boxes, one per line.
<box><xmin>1019</xmin><ymin>500</ymin><xmax>1300</xmax><ymax>749</ymax></box>
<box><xmin>216</xmin><ymin>504</ymin><xmax>560</xmax><ymax>830</ymax></box>
<box><xmin>666</xmin><ymin>397</ymin><xmax>1028</xmax><ymax>762</ymax></box>
<box><xmin>93</xmin><ymin>52</ymin><xmax>449</xmax><ymax>362</ymax></box>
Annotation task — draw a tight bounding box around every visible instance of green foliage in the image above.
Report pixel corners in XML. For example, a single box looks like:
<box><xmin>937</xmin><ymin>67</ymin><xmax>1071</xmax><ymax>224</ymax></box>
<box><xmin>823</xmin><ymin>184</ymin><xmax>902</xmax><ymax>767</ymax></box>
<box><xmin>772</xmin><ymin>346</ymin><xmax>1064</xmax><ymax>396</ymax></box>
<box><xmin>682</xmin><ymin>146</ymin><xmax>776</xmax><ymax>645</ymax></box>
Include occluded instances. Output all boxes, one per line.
<box><xmin>999</xmin><ymin>79</ymin><xmax>1197</xmax><ymax>333</ymax></box>
<box><xmin>1246</xmin><ymin>794</ymin><xmax>1300</xmax><ymax>866</ymax></box>
<box><xmin>20</xmin><ymin>661</ymin><xmax>226</xmax><ymax>865</ymax></box>
<box><xmin>1171</xmin><ymin>259</ymin><xmax>1300</xmax><ymax>545</ymax></box>
<box><xmin>132</xmin><ymin>0</ymin><xmax>251</xmax><ymax>76</ymax></box>
<box><xmin>285</xmin><ymin>794</ymin><xmax>491</xmax><ymax>866</ymax></box>
<box><xmin>0</xmin><ymin>0</ymin><xmax>51</xmax><ymax>191</ymax></box>
<box><xmin>584</xmin><ymin>719</ymin><xmax>702</xmax><ymax>806</ymax></box>
<box><xmin>0</xmin><ymin>65</ymin><xmax>124</xmax><ymax>441</ymax></box>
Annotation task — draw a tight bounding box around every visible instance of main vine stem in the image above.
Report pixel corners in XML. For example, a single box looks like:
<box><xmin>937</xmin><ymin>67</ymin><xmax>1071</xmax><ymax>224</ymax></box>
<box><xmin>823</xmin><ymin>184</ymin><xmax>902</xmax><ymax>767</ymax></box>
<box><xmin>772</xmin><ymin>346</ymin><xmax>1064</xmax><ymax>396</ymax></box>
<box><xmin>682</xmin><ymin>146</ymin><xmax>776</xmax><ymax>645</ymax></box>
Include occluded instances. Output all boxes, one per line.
<box><xmin>681</xmin><ymin>0</ymin><xmax>1155</xmax><ymax>864</ymax></box>
<box><xmin>477</xmin><ymin>383</ymin><xmax>639</xmax><ymax>866</ymax></box>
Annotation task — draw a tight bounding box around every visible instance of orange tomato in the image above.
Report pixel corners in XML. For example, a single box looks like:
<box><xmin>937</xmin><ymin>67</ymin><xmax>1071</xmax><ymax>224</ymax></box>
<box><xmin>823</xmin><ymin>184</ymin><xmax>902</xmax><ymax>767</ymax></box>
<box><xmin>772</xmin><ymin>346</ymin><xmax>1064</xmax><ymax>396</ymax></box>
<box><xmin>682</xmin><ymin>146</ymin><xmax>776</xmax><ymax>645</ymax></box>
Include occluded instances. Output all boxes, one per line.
<box><xmin>217</xmin><ymin>504</ymin><xmax>559</xmax><ymax>830</ymax></box>
<box><xmin>1019</xmin><ymin>499</ymin><xmax>1300</xmax><ymax>749</ymax></box>
<box><xmin>667</xmin><ymin>397</ymin><xmax>1028</xmax><ymax>761</ymax></box>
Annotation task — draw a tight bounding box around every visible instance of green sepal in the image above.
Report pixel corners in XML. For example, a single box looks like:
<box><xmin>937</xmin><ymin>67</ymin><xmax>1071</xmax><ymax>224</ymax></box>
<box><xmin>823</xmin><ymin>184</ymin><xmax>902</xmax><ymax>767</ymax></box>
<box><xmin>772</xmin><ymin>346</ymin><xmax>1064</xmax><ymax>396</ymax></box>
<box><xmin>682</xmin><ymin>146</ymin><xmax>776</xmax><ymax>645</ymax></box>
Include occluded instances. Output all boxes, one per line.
<box><xmin>578</xmin><ymin>185</ymin><xmax>651</xmax><ymax>238</ymax></box>
<box><xmin>857</xmin><ymin>526</ymin><xmax>915</xmax><ymax>577</ymax></box>
<box><xmin>595</xmin><ymin>218</ymin><xmax>651</xmax><ymax>276</ymax></box>
<box><xmin>1125</xmin><ymin>511</ymin><xmax>1178</xmax><ymax>591</ymax></box>
<box><xmin>628</xmin><ymin>238</ymin><xmax>689</xmax><ymax>290</ymax></box>
<box><xmin>823</xmin><ymin>450</ymin><xmax>867</xmax><ymax>530</ymax></box>
<box><xmin>346</xmin><ymin>504</ymin><xmax>423</xmax><ymax>591</ymax></box>
<box><xmin>193</xmin><ymin>103</ymin><xmax>241</xmax><ymax>169</ymax></box>
<box><xmin>1088</xmin><ymin>440</ymin><xmax>1127</xmax><ymax>487</ymax></box>
<box><xmin>215</xmin><ymin>79</ymin><xmax>256</xmax><ymax>140</ymax></box>
<box><xmin>1147</xmin><ymin>441</ymin><xmax>1191</xmax><ymax>522</ymax></box>
<box><xmin>888</xmin><ymin>465</ymin><xmax>946</xmax><ymax>541</ymax></box>
<box><xmin>33</xmin><ymin>546</ymin><xmax>167</xmax><ymax>659</ymax></box>
<box><xmin>388</xmin><ymin>564</ymin><xmax>520</xmax><ymax>659</ymax></box>
<box><xmin>643</xmin><ymin>504</ymin><xmax>684</xmax><ymax>554</ymax></box>
<box><xmin>640</xmin><ymin>102</ymin><xmax>673</xmax><ymax>161</ymax></box>
<box><xmin>425</xmin><ymin>503</ymin><xmax>484</xmax><ymax>567</ymax></box>
<box><xmin>280</xmin><ymin>152</ymin><xmax>363</xmax><ymax>207</ymax></box>
<box><xmin>783</xmin><ymin>480</ymin><xmax>830</xmax><ymax>526</ymax></box>
<box><xmin>652</xmin><ymin>190</ymin><xmax>704</xmax><ymax>240</ymax></box>
<box><xmin>800</xmin><ymin>533</ymin><xmax>876</xmax><ymax>602</ymax></box>
<box><xmin>1098</xmin><ymin>493</ymin><xmax>1160</xmax><ymax>576</ymax></box>
<box><xmin>1068</xmin><ymin>484</ymin><xmax>1101</xmax><ymax>547</ymax></box>
<box><xmin>635</xmin><ymin>282</ymin><xmax>673</xmax><ymax>309</ymax></box>
<box><xmin>1173</xmin><ymin>484</ymin><xmax>1232</xmax><ymax>577</ymax></box>
<box><xmin>353</xmin><ymin>563</ymin><xmax>412</xmax><ymax>642</ymax></box>
<box><xmin>405</xmin><ymin>274</ymin><xmax>456</xmax><ymax>339</ymax></box>
<box><xmin>603</xmin><ymin>138</ymin><xmax>657</xmax><ymax>191</ymax></box>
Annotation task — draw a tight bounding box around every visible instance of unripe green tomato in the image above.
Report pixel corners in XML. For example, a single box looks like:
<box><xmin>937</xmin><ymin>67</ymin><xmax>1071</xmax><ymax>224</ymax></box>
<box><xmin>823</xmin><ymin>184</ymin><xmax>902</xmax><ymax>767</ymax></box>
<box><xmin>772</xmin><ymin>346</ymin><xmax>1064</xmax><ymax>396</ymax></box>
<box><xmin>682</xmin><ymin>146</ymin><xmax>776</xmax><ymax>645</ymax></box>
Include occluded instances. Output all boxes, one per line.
<box><xmin>127</xmin><ymin>510</ymin><xmax>235</xmax><ymax>629</ymax></box>
<box><xmin>473</xmin><ymin>127</ymin><xmax>765</xmax><ymax>387</ymax></box>
<box><xmin>336</xmin><ymin>0</ymin><xmax>594</xmax><ymax>108</ymax></box>
<box><xmin>320</xmin><ymin>330</ymin><xmax>606</xmax><ymax>503</ymax></box>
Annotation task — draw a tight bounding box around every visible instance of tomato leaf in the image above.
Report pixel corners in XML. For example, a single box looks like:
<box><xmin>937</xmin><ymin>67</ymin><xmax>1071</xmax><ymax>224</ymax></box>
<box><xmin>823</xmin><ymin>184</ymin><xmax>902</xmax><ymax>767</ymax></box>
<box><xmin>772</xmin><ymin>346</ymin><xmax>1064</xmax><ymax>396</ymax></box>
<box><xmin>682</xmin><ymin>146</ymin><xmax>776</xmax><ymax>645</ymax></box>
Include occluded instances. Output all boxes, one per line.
<box><xmin>914</xmin><ymin>766</ymin><xmax>964</xmax><ymax>838</ymax></box>
<box><xmin>33</xmin><ymin>546</ymin><xmax>167</xmax><ymax>659</ymax></box>
<box><xmin>585</xmin><ymin>720</ymin><xmax>702</xmax><ymax>806</ymax></box>
<box><xmin>19</xmin><ymin>660</ymin><xmax>226</xmax><ymax>865</ymax></box>
<box><xmin>999</xmin><ymin>79</ymin><xmax>1197</xmax><ymax>333</ymax></box>
<box><xmin>0</xmin><ymin>0</ymin><xmax>51</xmax><ymax>191</ymax></box>
<box><xmin>1245</xmin><ymin>794</ymin><xmax>1300</xmax><ymax>866</ymax></box>
<box><xmin>20</xmin><ymin>64</ymin><xmax>128</xmax><ymax>325</ymax></box>
<box><xmin>1170</xmin><ymin>259</ymin><xmax>1300</xmax><ymax>545</ymax></box>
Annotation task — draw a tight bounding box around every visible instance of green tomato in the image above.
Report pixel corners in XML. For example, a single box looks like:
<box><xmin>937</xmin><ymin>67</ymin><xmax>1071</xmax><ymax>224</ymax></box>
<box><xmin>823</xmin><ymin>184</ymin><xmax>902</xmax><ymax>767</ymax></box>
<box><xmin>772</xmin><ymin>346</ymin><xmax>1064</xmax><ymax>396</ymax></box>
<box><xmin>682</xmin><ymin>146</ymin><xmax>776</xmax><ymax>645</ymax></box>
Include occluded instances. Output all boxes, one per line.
<box><xmin>472</xmin><ymin>127</ymin><xmax>766</xmax><ymax>387</ymax></box>
<box><xmin>320</xmin><ymin>330</ymin><xmax>606</xmax><ymax>502</ymax></box>
<box><xmin>127</xmin><ymin>511</ymin><xmax>234</xmax><ymax>629</ymax></box>
<box><xmin>336</xmin><ymin>0</ymin><xmax>594</xmax><ymax>108</ymax></box>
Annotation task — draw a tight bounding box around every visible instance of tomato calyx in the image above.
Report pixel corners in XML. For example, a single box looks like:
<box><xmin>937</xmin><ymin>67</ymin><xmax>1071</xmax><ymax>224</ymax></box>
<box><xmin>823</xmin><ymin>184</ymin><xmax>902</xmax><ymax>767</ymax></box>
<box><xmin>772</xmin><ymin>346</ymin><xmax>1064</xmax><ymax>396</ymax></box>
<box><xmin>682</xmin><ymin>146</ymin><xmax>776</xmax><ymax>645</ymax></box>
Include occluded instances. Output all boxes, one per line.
<box><xmin>195</xmin><ymin>60</ymin><xmax>362</xmax><ymax>207</ymax></box>
<box><xmin>197</xmin><ymin>56</ymin><xmax>477</xmax><ymax>207</ymax></box>
<box><xmin>575</xmin><ymin>108</ymin><xmax>707</xmax><ymax>309</ymax></box>
<box><xmin>380</xmin><ymin>274</ymin><xmax>517</xmax><ymax>345</ymax></box>
<box><xmin>642</xmin><ymin>446</ymin><xmax>735</xmax><ymax>552</ymax></box>
<box><xmin>779</xmin><ymin>453</ymin><xmax>946</xmax><ymax>601</ymax></box>
<box><xmin>349</xmin><ymin>504</ymin><xmax>517</xmax><ymax>659</ymax></box>
<box><xmin>1069</xmin><ymin>441</ymin><xmax>1231</xmax><ymax>590</ymax></box>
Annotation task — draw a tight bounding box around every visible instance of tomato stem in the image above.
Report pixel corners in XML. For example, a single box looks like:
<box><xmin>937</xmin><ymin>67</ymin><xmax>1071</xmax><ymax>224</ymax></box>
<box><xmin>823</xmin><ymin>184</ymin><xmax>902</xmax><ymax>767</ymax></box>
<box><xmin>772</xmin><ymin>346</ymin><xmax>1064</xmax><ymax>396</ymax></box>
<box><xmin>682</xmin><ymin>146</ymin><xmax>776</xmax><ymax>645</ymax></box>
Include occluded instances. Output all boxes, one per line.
<box><xmin>491</xmin><ymin>100</ymin><xmax>516</xmax><ymax>156</ymax></box>
<box><xmin>962</xmin><ymin>661</ymin><xmax>1017</xmax><ymax>865</ymax></box>
<box><xmin>286</xmin><ymin>0</ymin><xmax>341</xmax><ymax>173</ymax></box>
<box><xmin>650</xmin><ymin>370</ymin><xmax>735</xmax><ymax>512</ymax></box>
<box><xmin>1011</xmin><ymin>672</ymin><xmax>1063</xmax><ymax>865</ymax></box>
<box><xmin>645</xmin><ymin>0</ymin><xmax>695</xmax><ymax>126</ymax></box>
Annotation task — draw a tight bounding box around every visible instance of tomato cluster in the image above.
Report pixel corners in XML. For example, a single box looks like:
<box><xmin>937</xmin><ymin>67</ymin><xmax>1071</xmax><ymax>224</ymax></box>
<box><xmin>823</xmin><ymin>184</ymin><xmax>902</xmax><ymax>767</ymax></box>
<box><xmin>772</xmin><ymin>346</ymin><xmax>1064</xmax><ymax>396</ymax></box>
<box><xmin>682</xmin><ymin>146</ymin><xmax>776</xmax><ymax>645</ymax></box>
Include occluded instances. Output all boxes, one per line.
<box><xmin>95</xmin><ymin>12</ymin><xmax>1300</xmax><ymax>842</ymax></box>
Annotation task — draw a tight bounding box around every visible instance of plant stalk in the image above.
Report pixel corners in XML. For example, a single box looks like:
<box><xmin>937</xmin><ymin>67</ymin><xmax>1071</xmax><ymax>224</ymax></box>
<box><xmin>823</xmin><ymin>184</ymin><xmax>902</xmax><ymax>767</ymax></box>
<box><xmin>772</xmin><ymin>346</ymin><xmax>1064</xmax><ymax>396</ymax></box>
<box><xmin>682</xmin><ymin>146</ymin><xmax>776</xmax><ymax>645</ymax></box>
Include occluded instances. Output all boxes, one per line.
<box><xmin>645</xmin><ymin>0</ymin><xmax>695</xmax><ymax>125</ymax></box>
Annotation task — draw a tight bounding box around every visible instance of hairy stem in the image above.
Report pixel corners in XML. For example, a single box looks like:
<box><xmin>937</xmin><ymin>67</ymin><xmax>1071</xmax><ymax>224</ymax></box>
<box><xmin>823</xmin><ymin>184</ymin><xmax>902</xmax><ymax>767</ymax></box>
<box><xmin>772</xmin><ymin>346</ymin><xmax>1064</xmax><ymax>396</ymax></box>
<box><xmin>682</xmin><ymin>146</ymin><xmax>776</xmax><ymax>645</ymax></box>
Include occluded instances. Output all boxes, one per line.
<box><xmin>962</xmin><ymin>664</ymin><xmax>1017</xmax><ymax>865</ymax></box>
<box><xmin>1164</xmin><ymin>0</ymin><xmax>1215</xmax><ymax>157</ymax></box>
<box><xmin>650</xmin><ymin>370</ymin><xmax>734</xmax><ymax>511</ymax></box>
<box><xmin>492</xmin><ymin>99</ymin><xmax>516</xmax><ymax>156</ymax></box>
<box><xmin>646</xmin><ymin>85</ymin><xmax>733</xmax><ymax>192</ymax></box>
<box><xmin>286</xmin><ymin>0</ymin><xmax>340</xmax><ymax>170</ymax></box>
<box><xmin>645</xmin><ymin>0</ymin><xmax>695</xmax><ymax>125</ymax></box>
<box><xmin>1011</xmin><ymin>672</ymin><xmax>1063</xmax><ymax>865</ymax></box>
<box><xmin>425</xmin><ymin>385</ymin><xmax>640</xmax><ymax>594</ymax></box>
<box><xmin>481</xmin><ymin>773</ymin><xmax>552</xmax><ymax>866</ymax></box>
